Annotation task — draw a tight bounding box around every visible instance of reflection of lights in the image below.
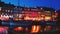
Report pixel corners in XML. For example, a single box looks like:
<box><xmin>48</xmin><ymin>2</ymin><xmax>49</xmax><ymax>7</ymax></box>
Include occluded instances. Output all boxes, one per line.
<box><xmin>36</xmin><ymin>25</ymin><xmax>40</xmax><ymax>32</ymax></box>
<box><xmin>44</xmin><ymin>27</ymin><xmax>46</xmax><ymax>31</ymax></box>
<box><xmin>0</xmin><ymin>26</ymin><xmax>8</xmax><ymax>34</ymax></box>
<box><xmin>14</xmin><ymin>27</ymin><xmax>23</xmax><ymax>32</ymax></box>
<box><xmin>47</xmin><ymin>26</ymin><xmax>52</xmax><ymax>30</ymax></box>
<box><xmin>44</xmin><ymin>26</ymin><xmax>52</xmax><ymax>31</ymax></box>
<box><xmin>56</xmin><ymin>27</ymin><xmax>60</xmax><ymax>30</ymax></box>
<box><xmin>31</xmin><ymin>25</ymin><xmax>36</xmax><ymax>33</ymax></box>
<box><xmin>25</xmin><ymin>27</ymin><xmax>28</xmax><ymax>32</ymax></box>
<box><xmin>4</xmin><ymin>27</ymin><xmax>8</xmax><ymax>30</ymax></box>
<box><xmin>31</xmin><ymin>25</ymin><xmax>41</xmax><ymax>33</ymax></box>
<box><xmin>0</xmin><ymin>27</ymin><xmax>4</xmax><ymax>32</ymax></box>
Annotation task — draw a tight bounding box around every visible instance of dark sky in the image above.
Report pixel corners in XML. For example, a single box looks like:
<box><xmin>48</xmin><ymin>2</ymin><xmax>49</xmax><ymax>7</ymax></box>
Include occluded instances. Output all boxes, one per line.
<box><xmin>1</xmin><ymin>0</ymin><xmax>60</xmax><ymax>10</ymax></box>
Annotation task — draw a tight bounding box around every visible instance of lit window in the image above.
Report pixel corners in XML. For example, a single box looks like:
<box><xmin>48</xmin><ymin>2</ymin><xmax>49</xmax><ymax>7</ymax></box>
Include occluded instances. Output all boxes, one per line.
<box><xmin>24</xmin><ymin>16</ymin><xmax>30</xmax><ymax>20</ymax></box>
<box><xmin>6</xmin><ymin>10</ymin><xmax>8</xmax><ymax>12</ymax></box>
<box><xmin>19</xmin><ymin>14</ymin><xmax>23</xmax><ymax>18</ymax></box>
<box><xmin>45</xmin><ymin>11</ymin><xmax>50</xmax><ymax>13</ymax></box>
<box><xmin>11</xmin><ymin>10</ymin><xmax>12</xmax><ymax>12</ymax></box>
<box><xmin>8</xmin><ymin>10</ymin><xmax>10</xmax><ymax>12</ymax></box>
<box><xmin>45</xmin><ymin>16</ymin><xmax>51</xmax><ymax>21</ymax></box>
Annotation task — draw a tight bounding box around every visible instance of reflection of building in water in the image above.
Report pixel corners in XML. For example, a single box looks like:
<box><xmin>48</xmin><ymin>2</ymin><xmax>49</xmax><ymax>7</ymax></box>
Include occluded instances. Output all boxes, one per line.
<box><xmin>31</xmin><ymin>25</ymin><xmax>41</xmax><ymax>33</ymax></box>
<box><xmin>0</xmin><ymin>26</ymin><xmax>8</xmax><ymax>34</ymax></box>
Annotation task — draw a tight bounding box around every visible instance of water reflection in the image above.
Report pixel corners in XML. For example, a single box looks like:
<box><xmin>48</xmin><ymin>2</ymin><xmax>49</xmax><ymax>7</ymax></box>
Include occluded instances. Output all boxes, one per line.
<box><xmin>0</xmin><ymin>21</ymin><xmax>57</xmax><ymax>34</ymax></box>
<box><xmin>0</xmin><ymin>26</ymin><xmax>8</xmax><ymax>34</ymax></box>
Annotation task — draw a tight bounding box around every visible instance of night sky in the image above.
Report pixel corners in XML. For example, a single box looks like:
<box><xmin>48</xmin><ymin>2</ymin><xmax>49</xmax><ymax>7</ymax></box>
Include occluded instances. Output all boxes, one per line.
<box><xmin>1</xmin><ymin>0</ymin><xmax>60</xmax><ymax>10</ymax></box>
